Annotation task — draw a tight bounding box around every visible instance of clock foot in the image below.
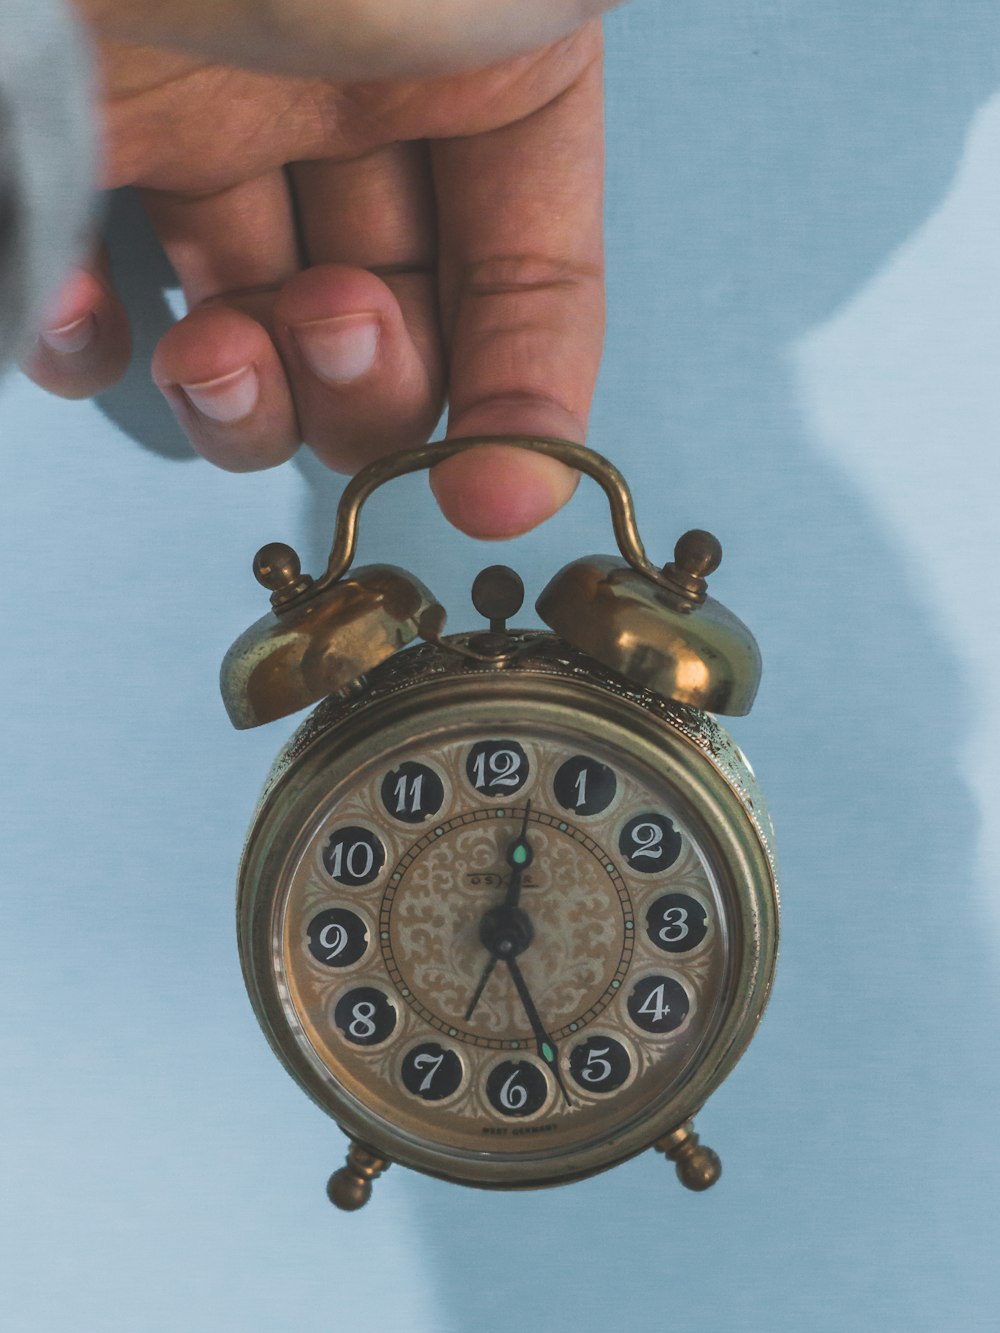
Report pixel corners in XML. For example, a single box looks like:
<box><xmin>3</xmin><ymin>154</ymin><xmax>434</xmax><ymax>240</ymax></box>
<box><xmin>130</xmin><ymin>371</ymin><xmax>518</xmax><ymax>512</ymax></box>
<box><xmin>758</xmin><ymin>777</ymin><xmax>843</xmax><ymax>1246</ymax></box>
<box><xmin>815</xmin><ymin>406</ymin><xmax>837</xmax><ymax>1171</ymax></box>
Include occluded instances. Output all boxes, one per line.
<box><xmin>327</xmin><ymin>1142</ymin><xmax>390</xmax><ymax>1211</ymax></box>
<box><xmin>654</xmin><ymin>1120</ymin><xmax>722</xmax><ymax>1192</ymax></box>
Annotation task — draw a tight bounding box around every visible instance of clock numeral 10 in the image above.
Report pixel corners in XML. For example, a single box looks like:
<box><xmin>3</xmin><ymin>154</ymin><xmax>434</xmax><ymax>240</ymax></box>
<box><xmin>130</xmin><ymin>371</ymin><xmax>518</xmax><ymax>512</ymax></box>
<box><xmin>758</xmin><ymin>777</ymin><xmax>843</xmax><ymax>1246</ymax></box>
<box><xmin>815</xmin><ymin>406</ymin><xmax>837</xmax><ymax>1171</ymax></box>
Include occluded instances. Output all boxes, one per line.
<box><xmin>323</xmin><ymin>826</ymin><xmax>386</xmax><ymax>886</ymax></box>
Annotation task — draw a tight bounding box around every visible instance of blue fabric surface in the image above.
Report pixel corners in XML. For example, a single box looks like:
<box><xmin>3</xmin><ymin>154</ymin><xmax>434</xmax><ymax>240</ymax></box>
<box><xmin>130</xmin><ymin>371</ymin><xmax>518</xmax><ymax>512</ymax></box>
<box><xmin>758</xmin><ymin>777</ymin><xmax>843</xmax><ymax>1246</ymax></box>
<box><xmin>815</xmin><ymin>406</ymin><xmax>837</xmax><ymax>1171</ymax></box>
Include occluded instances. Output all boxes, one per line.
<box><xmin>1</xmin><ymin>4</ymin><xmax>999</xmax><ymax>1329</ymax></box>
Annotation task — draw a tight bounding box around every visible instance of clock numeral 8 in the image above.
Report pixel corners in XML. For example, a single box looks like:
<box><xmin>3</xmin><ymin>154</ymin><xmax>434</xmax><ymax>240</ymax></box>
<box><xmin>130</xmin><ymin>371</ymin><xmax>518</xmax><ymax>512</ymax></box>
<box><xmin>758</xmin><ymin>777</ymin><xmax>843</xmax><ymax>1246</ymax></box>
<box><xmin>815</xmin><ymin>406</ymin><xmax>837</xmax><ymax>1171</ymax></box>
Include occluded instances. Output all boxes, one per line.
<box><xmin>334</xmin><ymin>987</ymin><xmax>397</xmax><ymax>1046</ymax></box>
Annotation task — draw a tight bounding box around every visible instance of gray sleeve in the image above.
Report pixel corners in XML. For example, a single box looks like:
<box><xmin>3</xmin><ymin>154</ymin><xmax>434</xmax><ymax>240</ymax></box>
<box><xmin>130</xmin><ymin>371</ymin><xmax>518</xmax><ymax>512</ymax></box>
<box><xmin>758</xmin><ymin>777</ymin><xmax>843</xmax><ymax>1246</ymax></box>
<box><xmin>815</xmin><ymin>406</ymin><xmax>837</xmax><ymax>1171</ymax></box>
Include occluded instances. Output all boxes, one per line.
<box><xmin>0</xmin><ymin>0</ymin><xmax>96</xmax><ymax>372</ymax></box>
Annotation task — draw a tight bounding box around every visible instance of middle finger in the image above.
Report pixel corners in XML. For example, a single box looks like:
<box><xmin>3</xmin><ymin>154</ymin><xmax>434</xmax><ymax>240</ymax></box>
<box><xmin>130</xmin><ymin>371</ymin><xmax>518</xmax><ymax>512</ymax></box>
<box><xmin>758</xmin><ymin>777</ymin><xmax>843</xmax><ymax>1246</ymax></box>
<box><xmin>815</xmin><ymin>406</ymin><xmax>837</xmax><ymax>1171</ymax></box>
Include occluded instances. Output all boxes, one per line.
<box><xmin>278</xmin><ymin>143</ymin><xmax>446</xmax><ymax>472</ymax></box>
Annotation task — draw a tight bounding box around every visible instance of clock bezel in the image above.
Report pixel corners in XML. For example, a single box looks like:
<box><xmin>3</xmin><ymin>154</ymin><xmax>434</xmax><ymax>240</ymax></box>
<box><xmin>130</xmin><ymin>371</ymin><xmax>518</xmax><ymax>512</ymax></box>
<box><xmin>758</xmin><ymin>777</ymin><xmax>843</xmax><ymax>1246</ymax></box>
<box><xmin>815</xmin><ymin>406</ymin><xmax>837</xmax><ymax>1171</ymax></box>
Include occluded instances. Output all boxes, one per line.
<box><xmin>237</xmin><ymin>637</ymin><xmax>778</xmax><ymax>1190</ymax></box>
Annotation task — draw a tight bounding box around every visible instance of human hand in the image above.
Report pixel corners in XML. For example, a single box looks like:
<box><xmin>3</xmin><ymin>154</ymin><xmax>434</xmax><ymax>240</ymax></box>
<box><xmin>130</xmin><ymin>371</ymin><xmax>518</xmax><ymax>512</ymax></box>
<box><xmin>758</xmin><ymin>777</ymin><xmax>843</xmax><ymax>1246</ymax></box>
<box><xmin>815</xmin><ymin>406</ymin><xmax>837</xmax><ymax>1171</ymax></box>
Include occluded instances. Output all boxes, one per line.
<box><xmin>26</xmin><ymin>18</ymin><xmax>606</xmax><ymax>537</ymax></box>
<box><xmin>79</xmin><ymin>0</ymin><xmax>619</xmax><ymax>80</ymax></box>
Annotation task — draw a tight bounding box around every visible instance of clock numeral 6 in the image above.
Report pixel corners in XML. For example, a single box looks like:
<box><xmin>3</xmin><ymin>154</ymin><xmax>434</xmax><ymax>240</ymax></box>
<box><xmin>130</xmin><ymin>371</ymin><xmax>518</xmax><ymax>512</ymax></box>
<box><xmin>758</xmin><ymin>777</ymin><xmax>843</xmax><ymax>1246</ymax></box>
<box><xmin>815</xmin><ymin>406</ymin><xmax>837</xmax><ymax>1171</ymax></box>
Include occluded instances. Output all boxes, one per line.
<box><xmin>485</xmin><ymin>1060</ymin><xmax>548</xmax><ymax>1117</ymax></box>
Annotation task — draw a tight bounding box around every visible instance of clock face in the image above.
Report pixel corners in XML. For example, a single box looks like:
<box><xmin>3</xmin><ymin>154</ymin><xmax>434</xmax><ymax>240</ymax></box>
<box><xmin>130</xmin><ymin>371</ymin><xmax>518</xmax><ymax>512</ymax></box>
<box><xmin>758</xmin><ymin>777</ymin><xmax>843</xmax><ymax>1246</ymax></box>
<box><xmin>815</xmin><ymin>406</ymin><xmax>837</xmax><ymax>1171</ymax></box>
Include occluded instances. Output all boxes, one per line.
<box><xmin>261</xmin><ymin>713</ymin><xmax>738</xmax><ymax>1173</ymax></box>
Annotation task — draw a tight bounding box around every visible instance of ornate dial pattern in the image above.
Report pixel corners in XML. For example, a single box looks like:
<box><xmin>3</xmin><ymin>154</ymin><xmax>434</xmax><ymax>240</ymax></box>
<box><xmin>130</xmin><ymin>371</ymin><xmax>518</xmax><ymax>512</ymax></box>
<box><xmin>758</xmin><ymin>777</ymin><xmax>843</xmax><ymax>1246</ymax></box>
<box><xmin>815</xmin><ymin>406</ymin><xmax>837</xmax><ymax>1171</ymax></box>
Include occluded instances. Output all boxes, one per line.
<box><xmin>279</xmin><ymin>725</ymin><xmax>729</xmax><ymax>1159</ymax></box>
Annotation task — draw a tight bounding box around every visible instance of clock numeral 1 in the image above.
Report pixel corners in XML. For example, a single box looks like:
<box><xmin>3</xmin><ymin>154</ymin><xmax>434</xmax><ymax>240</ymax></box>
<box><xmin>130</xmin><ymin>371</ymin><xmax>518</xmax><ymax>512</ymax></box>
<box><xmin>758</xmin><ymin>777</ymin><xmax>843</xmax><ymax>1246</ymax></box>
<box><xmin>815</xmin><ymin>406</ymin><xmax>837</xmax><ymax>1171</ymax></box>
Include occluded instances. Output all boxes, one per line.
<box><xmin>553</xmin><ymin>755</ymin><xmax>617</xmax><ymax>816</ymax></box>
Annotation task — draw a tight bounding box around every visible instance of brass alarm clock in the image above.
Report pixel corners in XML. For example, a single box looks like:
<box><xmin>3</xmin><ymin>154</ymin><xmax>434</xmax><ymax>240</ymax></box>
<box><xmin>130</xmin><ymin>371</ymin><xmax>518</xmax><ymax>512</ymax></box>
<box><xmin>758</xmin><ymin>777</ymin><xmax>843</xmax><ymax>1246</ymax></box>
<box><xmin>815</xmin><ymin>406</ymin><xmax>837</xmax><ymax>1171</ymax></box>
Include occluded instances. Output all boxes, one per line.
<box><xmin>221</xmin><ymin>436</ymin><xmax>778</xmax><ymax>1210</ymax></box>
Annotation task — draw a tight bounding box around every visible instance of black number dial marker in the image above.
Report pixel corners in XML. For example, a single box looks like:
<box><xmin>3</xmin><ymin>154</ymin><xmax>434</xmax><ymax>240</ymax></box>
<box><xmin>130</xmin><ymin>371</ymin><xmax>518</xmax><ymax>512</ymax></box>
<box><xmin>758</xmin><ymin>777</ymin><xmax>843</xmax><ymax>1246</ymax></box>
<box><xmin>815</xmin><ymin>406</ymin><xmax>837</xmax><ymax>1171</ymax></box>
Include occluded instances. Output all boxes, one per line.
<box><xmin>568</xmin><ymin>1036</ymin><xmax>632</xmax><ymax>1093</ymax></box>
<box><xmin>619</xmin><ymin>814</ymin><xmax>682</xmax><ymax>873</ymax></box>
<box><xmin>334</xmin><ymin>987</ymin><xmax>397</xmax><ymax>1046</ymax></box>
<box><xmin>380</xmin><ymin>762</ymin><xmax>444</xmax><ymax>824</ymax></box>
<box><xmin>627</xmin><ymin>975</ymin><xmax>690</xmax><ymax>1034</ymax></box>
<box><xmin>323</xmin><ymin>827</ymin><xmax>386</xmax><ymax>886</ymax></box>
<box><xmin>553</xmin><ymin>755</ymin><xmax>617</xmax><ymax>816</ymax></box>
<box><xmin>485</xmin><ymin>1059</ymin><xmax>549</xmax><ymax>1117</ymax></box>
<box><xmin>401</xmin><ymin>1043</ymin><xmax>463</xmax><ymax>1101</ymax></box>
<box><xmin>466</xmin><ymin>740</ymin><xmax>529</xmax><ymax>797</ymax></box>
<box><xmin>306</xmin><ymin>908</ymin><xmax>369</xmax><ymax>967</ymax></box>
<box><xmin>646</xmin><ymin>893</ymin><xmax>708</xmax><ymax>953</ymax></box>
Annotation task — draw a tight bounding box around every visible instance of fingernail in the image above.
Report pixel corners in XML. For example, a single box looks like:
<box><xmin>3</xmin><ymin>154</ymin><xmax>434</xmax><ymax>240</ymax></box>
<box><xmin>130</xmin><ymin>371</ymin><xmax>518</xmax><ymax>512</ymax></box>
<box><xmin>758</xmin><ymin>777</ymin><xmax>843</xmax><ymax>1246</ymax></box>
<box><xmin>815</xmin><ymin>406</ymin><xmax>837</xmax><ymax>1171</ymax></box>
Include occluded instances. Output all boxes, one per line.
<box><xmin>40</xmin><ymin>314</ymin><xmax>96</xmax><ymax>354</ymax></box>
<box><xmin>292</xmin><ymin>314</ymin><xmax>380</xmax><ymax>383</ymax></box>
<box><xmin>179</xmin><ymin>366</ymin><xmax>259</xmax><ymax>424</ymax></box>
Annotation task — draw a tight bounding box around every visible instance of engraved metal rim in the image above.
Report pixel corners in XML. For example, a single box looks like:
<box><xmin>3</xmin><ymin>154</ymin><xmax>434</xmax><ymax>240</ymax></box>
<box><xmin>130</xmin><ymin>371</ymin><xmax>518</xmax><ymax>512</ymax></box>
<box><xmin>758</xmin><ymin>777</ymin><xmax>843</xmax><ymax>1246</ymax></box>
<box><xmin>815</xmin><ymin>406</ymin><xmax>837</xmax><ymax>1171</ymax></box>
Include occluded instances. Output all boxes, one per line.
<box><xmin>237</xmin><ymin>653</ymin><xmax>778</xmax><ymax>1190</ymax></box>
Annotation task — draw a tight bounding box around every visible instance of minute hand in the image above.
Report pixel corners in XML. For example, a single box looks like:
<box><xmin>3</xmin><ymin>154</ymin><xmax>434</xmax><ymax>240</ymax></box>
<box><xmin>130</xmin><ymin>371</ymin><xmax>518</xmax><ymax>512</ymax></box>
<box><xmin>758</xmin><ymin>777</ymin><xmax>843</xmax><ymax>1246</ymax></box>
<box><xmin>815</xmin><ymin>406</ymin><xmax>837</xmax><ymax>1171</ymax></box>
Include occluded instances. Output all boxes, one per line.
<box><xmin>505</xmin><ymin>956</ymin><xmax>571</xmax><ymax>1106</ymax></box>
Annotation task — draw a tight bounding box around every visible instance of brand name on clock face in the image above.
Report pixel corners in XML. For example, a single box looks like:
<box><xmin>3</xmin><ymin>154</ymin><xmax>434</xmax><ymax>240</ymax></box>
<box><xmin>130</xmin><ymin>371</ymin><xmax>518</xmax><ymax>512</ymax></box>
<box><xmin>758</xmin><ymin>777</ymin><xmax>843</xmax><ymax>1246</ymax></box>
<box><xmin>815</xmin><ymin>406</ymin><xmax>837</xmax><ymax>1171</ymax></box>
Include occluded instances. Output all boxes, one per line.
<box><xmin>466</xmin><ymin>871</ymin><xmax>540</xmax><ymax>890</ymax></box>
<box><xmin>481</xmin><ymin>1123</ymin><xmax>558</xmax><ymax>1137</ymax></box>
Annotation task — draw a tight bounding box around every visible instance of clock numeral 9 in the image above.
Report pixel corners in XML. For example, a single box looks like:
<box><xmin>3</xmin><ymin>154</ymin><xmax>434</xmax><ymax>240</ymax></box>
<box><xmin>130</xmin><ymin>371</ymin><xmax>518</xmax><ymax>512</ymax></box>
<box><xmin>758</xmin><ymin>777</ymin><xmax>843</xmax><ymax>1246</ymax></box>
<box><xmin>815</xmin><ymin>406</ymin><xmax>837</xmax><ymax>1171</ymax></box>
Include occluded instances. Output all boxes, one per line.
<box><xmin>619</xmin><ymin>814</ymin><xmax>682</xmax><ymax>873</ymax></box>
<box><xmin>306</xmin><ymin>908</ymin><xmax>369</xmax><ymax>967</ymax></box>
<box><xmin>466</xmin><ymin>741</ymin><xmax>529</xmax><ymax>797</ymax></box>
<box><xmin>323</xmin><ymin>827</ymin><xmax>386</xmax><ymax>886</ymax></box>
<box><xmin>485</xmin><ymin>1060</ymin><xmax>548</xmax><ymax>1117</ymax></box>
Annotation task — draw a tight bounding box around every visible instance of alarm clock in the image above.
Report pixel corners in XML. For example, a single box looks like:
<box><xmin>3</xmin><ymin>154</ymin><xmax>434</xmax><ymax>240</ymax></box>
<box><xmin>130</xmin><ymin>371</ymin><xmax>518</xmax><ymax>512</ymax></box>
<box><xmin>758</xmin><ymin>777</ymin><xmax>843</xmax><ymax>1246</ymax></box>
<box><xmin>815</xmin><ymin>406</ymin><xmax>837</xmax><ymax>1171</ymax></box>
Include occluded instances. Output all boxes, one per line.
<box><xmin>221</xmin><ymin>436</ymin><xmax>778</xmax><ymax>1210</ymax></box>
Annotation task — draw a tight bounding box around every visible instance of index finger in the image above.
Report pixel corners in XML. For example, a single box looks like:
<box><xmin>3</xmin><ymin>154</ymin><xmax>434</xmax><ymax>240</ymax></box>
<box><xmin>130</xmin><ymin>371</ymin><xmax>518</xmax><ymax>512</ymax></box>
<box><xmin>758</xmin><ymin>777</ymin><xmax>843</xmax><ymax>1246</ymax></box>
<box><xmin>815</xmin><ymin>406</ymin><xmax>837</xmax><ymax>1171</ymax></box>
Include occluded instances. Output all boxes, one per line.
<box><xmin>429</xmin><ymin>23</ymin><xmax>605</xmax><ymax>538</ymax></box>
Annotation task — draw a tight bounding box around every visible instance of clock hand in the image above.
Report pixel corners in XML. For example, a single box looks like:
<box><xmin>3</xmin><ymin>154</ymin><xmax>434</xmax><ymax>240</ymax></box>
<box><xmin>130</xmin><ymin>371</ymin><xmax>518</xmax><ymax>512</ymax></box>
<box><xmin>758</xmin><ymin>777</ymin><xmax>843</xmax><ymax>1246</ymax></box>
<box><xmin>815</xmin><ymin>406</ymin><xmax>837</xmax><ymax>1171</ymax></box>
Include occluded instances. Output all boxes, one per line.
<box><xmin>465</xmin><ymin>803</ymin><xmax>535</xmax><ymax>1022</ymax></box>
<box><xmin>463</xmin><ymin>953</ymin><xmax>499</xmax><ymax>1022</ymax></box>
<box><xmin>505</xmin><ymin>955</ymin><xmax>572</xmax><ymax>1107</ymax></box>
<box><xmin>502</xmin><ymin>801</ymin><xmax>533</xmax><ymax>912</ymax></box>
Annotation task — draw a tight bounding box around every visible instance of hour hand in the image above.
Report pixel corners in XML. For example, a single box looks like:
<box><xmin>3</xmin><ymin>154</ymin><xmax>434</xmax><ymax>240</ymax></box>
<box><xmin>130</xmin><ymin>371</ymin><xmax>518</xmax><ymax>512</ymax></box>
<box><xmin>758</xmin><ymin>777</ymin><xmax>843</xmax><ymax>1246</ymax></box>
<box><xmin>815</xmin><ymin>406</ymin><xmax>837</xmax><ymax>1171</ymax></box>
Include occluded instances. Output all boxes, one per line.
<box><xmin>464</xmin><ymin>954</ymin><xmax>499</xmax><ymax>1022</ymax></box>
<box><xmin>502</xmin><ymin>801</ymin><xmax>533</xmax><ymax>911</ymax></box>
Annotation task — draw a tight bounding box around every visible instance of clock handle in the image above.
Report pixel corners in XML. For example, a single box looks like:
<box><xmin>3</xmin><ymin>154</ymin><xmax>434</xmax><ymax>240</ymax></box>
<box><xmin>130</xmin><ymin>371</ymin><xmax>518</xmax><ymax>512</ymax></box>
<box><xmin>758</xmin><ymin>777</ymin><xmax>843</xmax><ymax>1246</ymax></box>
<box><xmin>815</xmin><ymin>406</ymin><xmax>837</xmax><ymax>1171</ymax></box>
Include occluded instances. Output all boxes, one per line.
<box><xmin>312</xmin><ymin>434</ymin><xmax>667</xmax><ymax>595</ymax></box>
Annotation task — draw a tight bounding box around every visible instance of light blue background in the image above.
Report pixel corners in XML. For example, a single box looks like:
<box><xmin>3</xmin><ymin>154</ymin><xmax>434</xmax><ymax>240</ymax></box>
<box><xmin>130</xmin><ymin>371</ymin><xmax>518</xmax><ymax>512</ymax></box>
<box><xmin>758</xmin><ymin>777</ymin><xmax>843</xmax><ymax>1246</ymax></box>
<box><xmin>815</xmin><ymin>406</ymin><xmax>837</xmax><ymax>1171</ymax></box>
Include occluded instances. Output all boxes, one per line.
<box><xmin>2</xmin><ymin>4</ymin><xmax>1000</xmax><ymax>1329</ymax></box>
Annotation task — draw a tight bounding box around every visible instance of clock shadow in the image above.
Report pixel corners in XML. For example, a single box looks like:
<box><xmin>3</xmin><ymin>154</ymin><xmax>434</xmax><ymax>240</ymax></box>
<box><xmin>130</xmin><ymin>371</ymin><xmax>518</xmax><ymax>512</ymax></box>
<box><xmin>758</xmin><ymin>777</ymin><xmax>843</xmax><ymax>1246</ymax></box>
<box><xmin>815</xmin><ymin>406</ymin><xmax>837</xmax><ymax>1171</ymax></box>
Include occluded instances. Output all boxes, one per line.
<box><xmin>327</xmin><ymin>7</ymin><xmax>999</xmax><ymax>1331</ymax></box>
